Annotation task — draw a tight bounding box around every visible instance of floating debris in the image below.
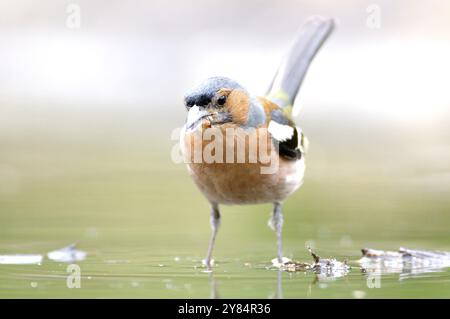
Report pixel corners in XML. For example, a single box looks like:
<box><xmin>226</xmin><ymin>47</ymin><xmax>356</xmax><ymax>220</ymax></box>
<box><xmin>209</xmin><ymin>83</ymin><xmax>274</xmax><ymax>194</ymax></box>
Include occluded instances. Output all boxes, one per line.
<box><xmin>271</xmin><ymin>247</ymin><xmax>350</xmax><ymax>279</ymax></box>
<box><xmin>359</xmin><ymin>247</ymin><xmax>450</xmax><ymax>278</ymax></box>
<box><xmin>308</xmin><ymin>248</ymin><xmax>350</xmax><ymax>279</ymax></box>
<box><xmin>271</xmin><ymin>257</ymin><xmax>311</xmax><ymax>272</ymax></box>
<box><xmin>0</xmin><ymin>254</ymin><xmax>43</xmax><ymax>265</ymax></box>
<box><xmin>47</xmin><ymin>243</ymin><xmax>86</xmax><ymax>263</ymax></box>
<box><xmin>0</xmin><ymin>243</ymin><xmax>86</xmax><ymax>265</ymax></box>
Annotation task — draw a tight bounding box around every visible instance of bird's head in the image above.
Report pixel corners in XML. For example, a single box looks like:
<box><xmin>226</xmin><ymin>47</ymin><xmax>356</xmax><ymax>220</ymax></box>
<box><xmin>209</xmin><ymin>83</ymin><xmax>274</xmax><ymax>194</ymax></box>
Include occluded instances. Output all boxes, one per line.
<box><xmin>183</xmin><ymin>77</ymin><xmax>265</xmax><ymax>131</ymax></box>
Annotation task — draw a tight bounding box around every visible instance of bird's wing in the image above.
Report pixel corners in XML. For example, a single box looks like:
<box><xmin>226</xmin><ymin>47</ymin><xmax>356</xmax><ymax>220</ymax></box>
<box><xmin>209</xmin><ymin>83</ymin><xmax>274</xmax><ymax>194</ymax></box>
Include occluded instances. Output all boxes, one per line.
<box><xmin>259</xmin><ymin>96</ymin><xmax>303</xmax><ymax>160</ymax></box>
<box><xmin>267</xmin><ymin>108</ymin><xmax>302</xmax><ymax>160</ymax></box>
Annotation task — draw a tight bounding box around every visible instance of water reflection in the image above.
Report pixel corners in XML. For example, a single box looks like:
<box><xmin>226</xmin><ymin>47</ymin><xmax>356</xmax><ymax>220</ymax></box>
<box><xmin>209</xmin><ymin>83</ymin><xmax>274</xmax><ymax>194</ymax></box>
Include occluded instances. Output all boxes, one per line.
<box><xmin>275</xmin><ymin>270</ymin><xmax>283</xmax><ymax>299</ymax></box>
<box><xmin>208</xmin><ymin>265</ymin><xmax>349</xmax><ymax>299</ymax></box>
<box><xmin>206</xmin><ymin>247</ymin><xmax>450</xmax><ymax>298</ymax></box>
<box><xmin>359</xmin><ymin>247</ymin><xmax>450</xmax><ymax>279</ymax></box>
<box><xmin>208</xmin><ymin>272</ymin><xmax>220</xmax><ymax>299</ymax></box>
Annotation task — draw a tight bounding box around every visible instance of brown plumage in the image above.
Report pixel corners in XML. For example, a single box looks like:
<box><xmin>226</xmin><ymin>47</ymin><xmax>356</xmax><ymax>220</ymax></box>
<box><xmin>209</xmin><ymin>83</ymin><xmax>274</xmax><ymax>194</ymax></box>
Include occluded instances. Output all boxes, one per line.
<box><xmin>182</xmin><ymin>95</ymin><xmax>304</xmax><ymax>205</ymax></box>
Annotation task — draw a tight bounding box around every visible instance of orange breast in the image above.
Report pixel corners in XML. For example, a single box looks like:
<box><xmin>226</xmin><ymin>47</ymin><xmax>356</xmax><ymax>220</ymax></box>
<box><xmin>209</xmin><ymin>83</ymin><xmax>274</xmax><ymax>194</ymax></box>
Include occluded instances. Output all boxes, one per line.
<box><xmin>182</xmin><ymin>123</ymin><xmax>304</xmax><ymax>205</ymax></box>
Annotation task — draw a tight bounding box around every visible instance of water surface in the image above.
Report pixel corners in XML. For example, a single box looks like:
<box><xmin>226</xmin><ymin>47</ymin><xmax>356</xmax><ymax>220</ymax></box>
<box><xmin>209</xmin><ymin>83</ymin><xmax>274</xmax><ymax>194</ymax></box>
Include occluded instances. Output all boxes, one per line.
<box><xmin>1</xmin><ymin>109</ymin><xmax>449</xmax><ymax>298</ymax></box>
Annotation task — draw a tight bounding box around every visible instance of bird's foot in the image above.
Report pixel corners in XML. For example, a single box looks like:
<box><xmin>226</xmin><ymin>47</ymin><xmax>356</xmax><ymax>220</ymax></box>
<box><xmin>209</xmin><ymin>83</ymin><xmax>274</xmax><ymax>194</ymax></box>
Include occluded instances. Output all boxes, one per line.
<box><xmin>267</xmin><ymin>217</ymin><xmax>276</xmax><ymax>231</ymax></box>
<box><xmin>271</xmin><ymin>257</ymin><xmax>292</xmax><ymax>268</ymax></box>
<box><xmin>202</xmin><ymin>258</ymin><xmax>215</xmax><ymax>270</ymax></box>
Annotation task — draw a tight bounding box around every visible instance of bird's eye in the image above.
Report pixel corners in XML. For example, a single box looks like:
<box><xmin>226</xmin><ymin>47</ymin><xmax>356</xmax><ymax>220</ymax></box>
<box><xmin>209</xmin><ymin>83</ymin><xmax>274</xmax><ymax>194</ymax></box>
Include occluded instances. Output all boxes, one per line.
<box><xmin>217</xmin><ymin>95</ymin><xmax>227</xmax><ymax>106</ymax></box>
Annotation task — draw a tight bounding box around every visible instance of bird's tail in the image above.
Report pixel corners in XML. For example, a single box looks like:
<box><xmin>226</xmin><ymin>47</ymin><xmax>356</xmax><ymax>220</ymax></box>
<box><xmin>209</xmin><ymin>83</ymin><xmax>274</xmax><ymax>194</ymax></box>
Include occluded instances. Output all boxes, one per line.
<box><xmin>266</xmin><ymin>16</ymin><xmax>335</xmax><ymax>113</ymax></box>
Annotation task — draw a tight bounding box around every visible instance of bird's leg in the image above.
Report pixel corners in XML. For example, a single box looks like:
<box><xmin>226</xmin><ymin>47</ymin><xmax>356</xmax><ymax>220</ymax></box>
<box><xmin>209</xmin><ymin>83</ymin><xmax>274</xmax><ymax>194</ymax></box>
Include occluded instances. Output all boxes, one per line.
<box><xmin>268</xmin><ymin>202</ymin><xmax>284</xmax><ymax>264</ymax></box>
<box><xmin>205</xmin><ymin>202</ymin><xmax>220</xmax><ymax>269</ymax></box>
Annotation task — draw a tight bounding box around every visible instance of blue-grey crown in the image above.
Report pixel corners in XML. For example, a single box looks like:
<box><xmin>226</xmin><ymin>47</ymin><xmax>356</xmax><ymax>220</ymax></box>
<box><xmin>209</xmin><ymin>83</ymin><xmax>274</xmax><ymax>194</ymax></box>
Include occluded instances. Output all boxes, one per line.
<box><xmin>184</xmin><ymin>76</ymin><xmax>247</xmax><ymax>108</ymax></box>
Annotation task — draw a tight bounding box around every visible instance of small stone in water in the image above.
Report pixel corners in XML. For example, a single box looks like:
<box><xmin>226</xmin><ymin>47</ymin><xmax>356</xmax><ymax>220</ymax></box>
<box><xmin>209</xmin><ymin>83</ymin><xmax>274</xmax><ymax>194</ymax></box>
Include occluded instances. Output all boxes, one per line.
<box><xmin>47</xmin><ymin>243</ymin><xmax>86</xmax><ymax>263</ymax></box>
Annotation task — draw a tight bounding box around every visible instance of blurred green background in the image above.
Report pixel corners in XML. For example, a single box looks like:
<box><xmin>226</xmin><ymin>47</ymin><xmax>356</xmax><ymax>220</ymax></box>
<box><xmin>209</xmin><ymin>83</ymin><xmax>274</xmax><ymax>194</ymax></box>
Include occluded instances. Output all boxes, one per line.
<box><xmin>1</xmin><ymin>0</ymin><xmax>450</xmax><ymax>298</ymax></box>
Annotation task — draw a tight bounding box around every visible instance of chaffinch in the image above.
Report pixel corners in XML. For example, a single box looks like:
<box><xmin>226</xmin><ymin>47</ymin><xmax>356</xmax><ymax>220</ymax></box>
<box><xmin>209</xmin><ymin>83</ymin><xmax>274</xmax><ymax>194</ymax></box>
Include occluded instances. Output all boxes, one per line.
<box><xmin>181</xmin><ymin>16</ymin><xmax>334</xmax><ymax>269</ymax></box>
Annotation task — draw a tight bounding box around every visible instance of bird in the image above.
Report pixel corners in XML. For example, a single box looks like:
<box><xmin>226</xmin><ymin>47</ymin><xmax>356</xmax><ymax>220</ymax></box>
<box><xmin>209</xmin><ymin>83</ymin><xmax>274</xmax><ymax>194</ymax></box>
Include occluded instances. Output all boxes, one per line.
<box><xmin>180</xmin><ymin>16</ymin><xmax>334</xmax><ymax>269</ymax></box>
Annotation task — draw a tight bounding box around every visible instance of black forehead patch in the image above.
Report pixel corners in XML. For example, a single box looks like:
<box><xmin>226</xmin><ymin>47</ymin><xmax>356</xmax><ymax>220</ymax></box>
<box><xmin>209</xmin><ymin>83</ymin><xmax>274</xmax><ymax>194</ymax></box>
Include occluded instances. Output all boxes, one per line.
<box><xmin>185</xmin><ymin>93</ymin><xmax>213</xmax><ymax>107</ymax></box>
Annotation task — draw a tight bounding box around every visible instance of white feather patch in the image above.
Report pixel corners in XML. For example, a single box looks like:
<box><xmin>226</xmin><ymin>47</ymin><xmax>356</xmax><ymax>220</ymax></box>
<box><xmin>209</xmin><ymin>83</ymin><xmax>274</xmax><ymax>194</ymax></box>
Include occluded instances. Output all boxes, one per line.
<box><xmin>268</xmin><ymin>120</ymin><xmax>294</xmax><ymax>142</ymax></box>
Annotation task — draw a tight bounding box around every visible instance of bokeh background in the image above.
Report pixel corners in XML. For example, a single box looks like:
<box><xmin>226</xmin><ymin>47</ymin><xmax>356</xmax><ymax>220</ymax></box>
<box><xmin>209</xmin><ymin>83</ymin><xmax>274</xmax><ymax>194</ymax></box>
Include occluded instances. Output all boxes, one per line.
<box><xmin>1</xmin><ymin>0</ymin><xmax>450</xmax><ymax>298</ymax></box>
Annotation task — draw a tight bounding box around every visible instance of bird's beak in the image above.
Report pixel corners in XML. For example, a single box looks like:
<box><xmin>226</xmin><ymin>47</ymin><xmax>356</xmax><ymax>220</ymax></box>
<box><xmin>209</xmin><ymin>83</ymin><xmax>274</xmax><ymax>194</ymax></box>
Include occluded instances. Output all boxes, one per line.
<box><xmin>186</xmin><ymin>105</ymin><xmax>232</xmax><ymax>131</ymax></box>
<box><xmin>186</xmin><ymin>105</ymin><xmax>211</xmax><ymax>131</ymax></box>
